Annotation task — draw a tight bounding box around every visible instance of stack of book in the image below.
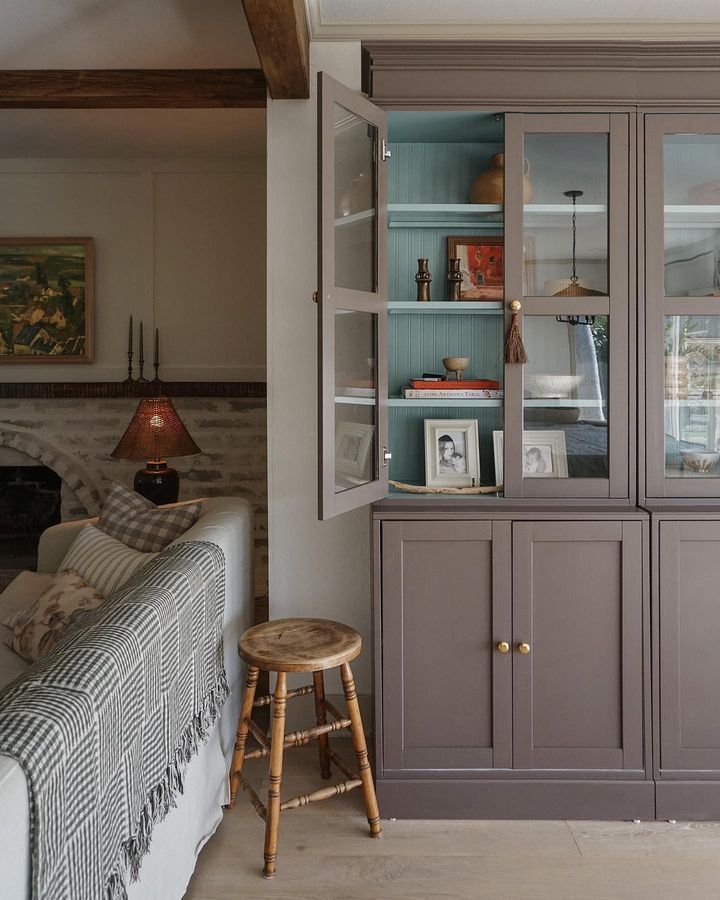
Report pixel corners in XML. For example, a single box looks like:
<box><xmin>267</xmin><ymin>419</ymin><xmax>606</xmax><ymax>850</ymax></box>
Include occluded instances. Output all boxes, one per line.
<box><xmin>402</xmin><ymin>378</ymin><xmax>502</xmax><ymax>400</ymax></box>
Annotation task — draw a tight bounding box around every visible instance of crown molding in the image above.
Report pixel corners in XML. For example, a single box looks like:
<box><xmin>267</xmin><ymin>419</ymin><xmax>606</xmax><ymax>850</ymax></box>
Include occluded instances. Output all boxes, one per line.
<box><xmin>305</xmin><ymin>2</ymin><xmax>720</xmax><ymax>43</ymax></box>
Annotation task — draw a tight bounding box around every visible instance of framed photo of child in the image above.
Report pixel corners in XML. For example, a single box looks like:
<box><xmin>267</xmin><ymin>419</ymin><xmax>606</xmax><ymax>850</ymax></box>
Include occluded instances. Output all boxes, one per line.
<box><xmin>424</xmin><ymin>419</ymin><xmax>481</xmax><ymax>487</ymax></box>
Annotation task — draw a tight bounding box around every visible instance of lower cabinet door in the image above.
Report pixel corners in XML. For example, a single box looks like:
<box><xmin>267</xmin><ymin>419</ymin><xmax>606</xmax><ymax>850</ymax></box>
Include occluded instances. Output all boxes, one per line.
<box><xmin>659</xmin><ymin>520</ymin><xmax>720</xmax><ymax>776</ymax></box>
<box><xmin>381</xmin><ymin>519</ymin><xmax>512</xmax><ymax>772</ymax></box>
<box><xmin>512</xmin><ymin>521</ymin><xmax>645</xmax><ymax>773</ymax></box>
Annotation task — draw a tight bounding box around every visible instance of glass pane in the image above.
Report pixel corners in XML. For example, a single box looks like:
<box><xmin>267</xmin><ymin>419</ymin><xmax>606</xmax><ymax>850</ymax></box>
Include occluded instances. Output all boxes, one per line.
<box><xmin>665</xmin><ymin>316</ymin><xmax>720</xmax><ymax>477</ymax></box>
<box><xmin>522</xmin><ymin>316</ymin><xmax>608</xmax><ymax>478</ymax></box>
<box><xmin>335</xmin><ymin>310</ymin><xmax>377</xmax><ymax>492</ymax></box>
<box><xmin>524</xmin><ymin>133</ymin><xmax>608</xmax><ymax>297</ymax></box>
<box><xmin>664</xmin><ymin>135</ymin><xmax>720</xmax><ymax>297</ymax></box>
<box><xmin>334</xmin><ymin>103</ymin><xmax>377</xmax><ymax>293</ymax></box>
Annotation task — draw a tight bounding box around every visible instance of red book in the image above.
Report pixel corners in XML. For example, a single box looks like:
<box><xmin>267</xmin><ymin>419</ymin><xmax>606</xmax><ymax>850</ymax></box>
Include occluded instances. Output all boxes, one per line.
<box><xmin>410</xmin><ymin>378</ymin><xmax>501</xmax><ymax>390</ymax></box>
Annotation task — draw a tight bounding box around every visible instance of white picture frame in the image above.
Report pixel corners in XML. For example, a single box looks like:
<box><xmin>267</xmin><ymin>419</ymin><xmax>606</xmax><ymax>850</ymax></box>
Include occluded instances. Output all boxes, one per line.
<box><xmin>335</xmin><ymin>421</ymin><xmax>374</xmax><ymax>480</ymax></box>
<box><xmin>493</xmin><ymin>430</ymin><xmax>569</xmax><ymax>481</ymax></box>
<box><xmin>424</xmin><ymin>419</ymin><xmax>481</xmax><ymax>487</ymax></box>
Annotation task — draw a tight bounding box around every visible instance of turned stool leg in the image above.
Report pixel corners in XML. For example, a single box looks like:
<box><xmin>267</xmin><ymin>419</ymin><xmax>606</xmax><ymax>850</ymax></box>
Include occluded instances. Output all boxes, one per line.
<box><xmin>340</xmin><ymin>662</ymin><xmax>382</xmax><ymax>838</ymax></box>
<box><xmin>229</xmin><ymin>665</ymin><xmax>259</xmax><ymax>807</ymax></box>
<box><xmin>263</xmin><ymin>671</ymin><xmax>287</xmax><ymax>878</ymax></box>
<box><xmin>313</xmin><ymin>670</ymin><xmax>332</xmax><ymax>779</ymax></box>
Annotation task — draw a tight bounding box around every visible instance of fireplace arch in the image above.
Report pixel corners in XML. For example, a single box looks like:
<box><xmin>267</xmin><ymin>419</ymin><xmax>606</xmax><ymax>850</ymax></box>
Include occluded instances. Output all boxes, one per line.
<box><xmin>0</xmin><ymin>427</ymin><xmax>103</xmax><ymax>517</ymax></box>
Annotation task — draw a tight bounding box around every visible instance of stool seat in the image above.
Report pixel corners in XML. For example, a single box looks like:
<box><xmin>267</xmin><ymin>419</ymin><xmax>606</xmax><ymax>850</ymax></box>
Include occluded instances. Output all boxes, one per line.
<box><xmin>239</xmin><ymin>617</ymin><xmax>362</xmax><ymax>673</ymax></box>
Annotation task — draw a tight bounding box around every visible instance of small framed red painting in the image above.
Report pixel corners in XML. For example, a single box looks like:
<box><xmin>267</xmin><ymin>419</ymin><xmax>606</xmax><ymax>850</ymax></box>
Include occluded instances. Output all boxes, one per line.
<box><xmin>447</xmin><ymin>235</ymin><xmax>504</xmax><ymax>301</ymax></box>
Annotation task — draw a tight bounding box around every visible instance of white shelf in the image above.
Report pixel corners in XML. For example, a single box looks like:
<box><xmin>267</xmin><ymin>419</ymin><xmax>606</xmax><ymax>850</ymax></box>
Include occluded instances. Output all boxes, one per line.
<box><xmin>389</xmin><ymin>397</ymin><xmax>502</xmax><ymax>408</ymax></box>
<box><xmin>665</xmin><ymin>398</ymin><xmax>720</xmax><ymax>405</ymax></box>
<box><xmin>335</xmin><ymin>395</ymin><xmax>375</xmax><ymax>405</ymax></box>
<box><xmin>335</xmin><ymin>209</ymin><xmax>374</xmax><ymax>227</ymax></box>
<box><xmin>665</xmin><ymin>205</ymin><xmax>720</xmax><ymax>229</ymax></box>
<box><xmin>388</xmin><ymin>301</ymin><xmax>503</xmax><ymax>314</ymax></box>
<box><xmin>524</xmin><ymin>398</ymin><xmax>606</xmax><ymax>408</ymax></box>
<box><xmin>388</xmin><ymin>202</ymin><xmax>605</xmax><ymax>230</ymax></box>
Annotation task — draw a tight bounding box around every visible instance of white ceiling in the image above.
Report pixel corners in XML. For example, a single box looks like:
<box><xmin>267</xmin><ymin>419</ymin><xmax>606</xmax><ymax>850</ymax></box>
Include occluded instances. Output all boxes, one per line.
<box><xmin>0</xmin><ymin>0</ymin><xmax>259</xmax><ymax>68</ymax></box>
<box><xmin>308</xmin><ymin>0</ymin><xmax>720</xmax><ymax>39</ymax></box>
<box><xmin>0</xmin><ymin>1</ymin><xmax>265</xmax><ymax>160</ymax></box>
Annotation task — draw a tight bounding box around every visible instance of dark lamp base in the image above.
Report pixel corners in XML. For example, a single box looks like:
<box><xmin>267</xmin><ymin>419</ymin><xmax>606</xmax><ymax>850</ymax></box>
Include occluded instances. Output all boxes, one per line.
<box><xmin>134</xmin><ymin>461</ymin><xmax>179</xmax><ymax>505</ymax></box>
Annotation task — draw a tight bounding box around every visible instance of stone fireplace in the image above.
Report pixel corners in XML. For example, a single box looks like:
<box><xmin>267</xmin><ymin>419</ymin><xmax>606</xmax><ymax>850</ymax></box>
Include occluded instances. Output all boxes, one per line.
<box><xmin>0</xmin><ymin>462</ymin><xmax>61</xmax><ymax>587</ymax></box>
<box><xmin>0</xmin><ymin>395</ymin><xmax>268</xmax><ymax>597</ymax></box>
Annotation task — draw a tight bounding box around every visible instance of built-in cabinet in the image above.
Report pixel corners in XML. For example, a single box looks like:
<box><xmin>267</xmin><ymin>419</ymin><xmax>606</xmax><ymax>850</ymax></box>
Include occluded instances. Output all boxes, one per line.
<box><xmin>377</xmin><ymin>513</ymin><xmax>651</xmax><ymax>818</ymax></box>
<box><xmin>317</xmin><ymin>47</ymin><xmax>720</xmax><ymax>819</ymax></box>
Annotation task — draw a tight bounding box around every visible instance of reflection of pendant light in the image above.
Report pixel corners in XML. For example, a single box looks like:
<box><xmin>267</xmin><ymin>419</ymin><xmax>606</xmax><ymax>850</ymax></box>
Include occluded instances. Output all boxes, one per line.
<box><xmin>554</xmin><ymin>189</ymin><xmax>603</xmax><ymax>326</ymax></box>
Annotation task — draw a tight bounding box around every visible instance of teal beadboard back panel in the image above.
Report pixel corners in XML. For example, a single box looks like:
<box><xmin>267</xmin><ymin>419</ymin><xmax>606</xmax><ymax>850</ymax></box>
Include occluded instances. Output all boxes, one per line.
<box><xmin>390</xmin><ymin>405</ymin><xmax>503</xmax><ymax>486</ymax></box>
<box><xmin>386</xmin><ymin>137</ymin><xmax>505</xmax><ymax>491</ymax></box>
<box><xmin>388</xmin><ymin>141</ymin><xmax>503</xmax><ymax>302</ymax></box>
<box><xmin>388</xmin><ymin>313</ymin><xmax>504</xmax><ymax>395</ymax></box>
<box><xmin>388</xmin><ymin>142</ymin><xmax>503</xmax><ymax>205</ymax></box>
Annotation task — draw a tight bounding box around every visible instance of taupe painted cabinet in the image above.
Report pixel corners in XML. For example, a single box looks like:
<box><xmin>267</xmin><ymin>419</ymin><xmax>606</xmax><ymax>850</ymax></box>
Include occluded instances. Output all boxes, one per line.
<box><xmin>377</xmin><ymin>512</ymin><xmax>652</xmax><ymax>819</ymax></box>
<box><xmin>653</xmin><ymin>512</ymin><xmax>720</xmax><ymax>819</ymax></box>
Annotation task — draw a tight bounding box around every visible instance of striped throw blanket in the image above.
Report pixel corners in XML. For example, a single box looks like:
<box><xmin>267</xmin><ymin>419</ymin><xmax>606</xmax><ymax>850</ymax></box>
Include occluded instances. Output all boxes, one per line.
<box><xmin>0</xmin><ymin>540</ymin><xmax>228</xmax><ymax>900</ymax></box>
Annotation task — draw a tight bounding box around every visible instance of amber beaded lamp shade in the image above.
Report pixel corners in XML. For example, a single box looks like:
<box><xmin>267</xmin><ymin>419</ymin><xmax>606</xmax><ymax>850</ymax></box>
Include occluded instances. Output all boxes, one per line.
<box><xmin>111</xmin><ymin>397</ymin><xmax>200</xmax><ymax>505</ymax></box>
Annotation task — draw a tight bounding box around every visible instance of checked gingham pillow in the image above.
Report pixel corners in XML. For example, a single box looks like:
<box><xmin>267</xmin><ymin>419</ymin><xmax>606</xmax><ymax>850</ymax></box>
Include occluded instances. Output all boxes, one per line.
<box><xmin>98</xmin><ymin>481</ymin><xmax>201</xmax><ymax>553</ymax></box>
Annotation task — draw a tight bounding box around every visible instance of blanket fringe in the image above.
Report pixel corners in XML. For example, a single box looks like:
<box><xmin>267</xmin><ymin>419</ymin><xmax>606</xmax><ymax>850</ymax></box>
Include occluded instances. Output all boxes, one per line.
<box><xmin>105</xmin><ymin>669</ymin><xmax>230</xmax><ymax>900</ymax></box>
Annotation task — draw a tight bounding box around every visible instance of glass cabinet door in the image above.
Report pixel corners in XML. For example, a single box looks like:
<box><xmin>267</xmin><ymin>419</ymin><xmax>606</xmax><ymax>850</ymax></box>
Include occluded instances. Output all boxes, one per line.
<box><xmin>646</xmin><ymin>115</ymin><xmax>720</xmax><ymax>498</ymax></box>
<box><xmin>318</xmin><ymin>73</ymin><xmax>389</xmax><ymax>519</ymax></box>
<box><xmin>502</xmin><ymin>114</ymin><xmax>630</xmax><ymax>499</ymax></box>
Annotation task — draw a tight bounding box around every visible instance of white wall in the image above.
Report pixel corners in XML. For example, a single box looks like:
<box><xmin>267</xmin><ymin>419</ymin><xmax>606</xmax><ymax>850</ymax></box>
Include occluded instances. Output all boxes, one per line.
<box><xmin>267</xmin><ymin>43</ymin><xmax>374</xmax><ymax>698</ymax></box>
<box><xmin>0</xmin><ymin>158</ymin><xmax>266</xmax><ymax>381</ymax></box>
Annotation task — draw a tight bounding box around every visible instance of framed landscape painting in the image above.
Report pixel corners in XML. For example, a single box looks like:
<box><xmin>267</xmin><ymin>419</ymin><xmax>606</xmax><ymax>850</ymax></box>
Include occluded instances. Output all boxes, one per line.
<box><xmin>0</xmin><ymin>238</ymin><xmax>93</xmax><ymax>363</ymax></box>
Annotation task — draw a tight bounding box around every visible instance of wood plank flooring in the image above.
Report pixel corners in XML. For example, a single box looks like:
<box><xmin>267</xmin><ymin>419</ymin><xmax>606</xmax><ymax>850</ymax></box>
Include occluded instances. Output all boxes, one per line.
<box><xmin>185</xmin><ymin>747</ymin><xmax>720</xmax><ymax>900</ymax></box>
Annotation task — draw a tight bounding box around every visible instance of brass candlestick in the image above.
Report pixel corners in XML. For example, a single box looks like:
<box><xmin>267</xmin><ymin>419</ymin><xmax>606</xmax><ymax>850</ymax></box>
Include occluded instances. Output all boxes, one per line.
<box><xmin>415</xmin><ymin>258</ymin><xmax>431</xmax><ymax>302</ymax></box>
<box><xmin>448</xmin><ymin>258</ymin><xmax>463</xmax><ymax>301</ymax></box>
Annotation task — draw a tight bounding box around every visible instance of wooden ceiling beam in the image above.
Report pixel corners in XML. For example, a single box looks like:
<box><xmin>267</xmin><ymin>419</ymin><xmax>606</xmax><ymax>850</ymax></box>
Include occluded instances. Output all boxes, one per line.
<box><xmin>242</xmin><ymin>0</ymin><xmax>310</xmax><ymax>100</ymax></box>
<box><xmin>0</xmin><ymin>69</ymin><xmax>266</xmax><ymax>108</ymax></box>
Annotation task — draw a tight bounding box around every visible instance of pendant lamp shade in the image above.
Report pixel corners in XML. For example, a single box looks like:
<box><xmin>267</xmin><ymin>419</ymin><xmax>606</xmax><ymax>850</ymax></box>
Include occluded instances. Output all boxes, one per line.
<box><xmin>111</xmin><ymin>397</ymin><xmax>200</xmax><ymax>462</ymax></box>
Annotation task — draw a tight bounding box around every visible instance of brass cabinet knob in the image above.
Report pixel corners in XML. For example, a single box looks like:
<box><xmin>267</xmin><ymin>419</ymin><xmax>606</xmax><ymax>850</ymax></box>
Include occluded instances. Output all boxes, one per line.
<box><xmin>496</xmin><ymin>641</ymin><xmax>510</xmax><ymax>654</ymax></box>
<box><xmin>518</xmin><ymin>642</ymin><xmax>531</xmax><ymax>655</ymax></box>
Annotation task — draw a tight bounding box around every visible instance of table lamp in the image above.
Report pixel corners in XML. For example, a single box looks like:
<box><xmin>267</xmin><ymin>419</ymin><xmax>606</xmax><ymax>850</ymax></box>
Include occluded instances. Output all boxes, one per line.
<box><xmin>111</xmin><ymin>396</ymin><xmax>200</xmax><ymax>504</ymax></box>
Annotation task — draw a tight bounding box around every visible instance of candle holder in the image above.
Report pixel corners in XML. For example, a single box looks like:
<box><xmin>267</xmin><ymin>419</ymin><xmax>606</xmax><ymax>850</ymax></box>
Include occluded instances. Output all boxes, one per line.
<box><xmin>124</xmin><ymin>350</ymin><xmax>134</xmax><ymax>384</ymax></box>
<box><xmin>448</xmin><ymin>258</ymin><xmax>463</xmax><ymax>302</ymax></box>
<box><xmin>415</xmin><ymin>258</ymin><xmax>431</xmax><ymax>302</ymax></box>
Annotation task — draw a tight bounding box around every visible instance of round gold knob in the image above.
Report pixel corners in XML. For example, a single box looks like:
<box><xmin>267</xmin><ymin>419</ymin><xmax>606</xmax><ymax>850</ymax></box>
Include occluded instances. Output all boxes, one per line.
<box><xmin>509</xmin><ymin>299</ymin><xmax>522</xmax><ymax>312</ymax></box>
<box><xmin>496</xmin><ymin>641</ymin><xmax>510</xmax><ymax>654</ymax></box>
<box><xmin>518</xmin><ymin>642</ymin><xmax>531</xmax><ymax>655</ymax></box>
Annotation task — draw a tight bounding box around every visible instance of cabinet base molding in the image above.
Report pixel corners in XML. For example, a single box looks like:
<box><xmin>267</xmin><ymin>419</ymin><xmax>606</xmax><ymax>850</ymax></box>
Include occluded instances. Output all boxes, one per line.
<box><xmin>655</xmin><ymin>782</ymin><xmax>720</xmax><ymax>821</ymax></box>
<box><xmin>376</xmin><ymin>778</ymin><xmax>655</xmax><ymax>820</ymax></box>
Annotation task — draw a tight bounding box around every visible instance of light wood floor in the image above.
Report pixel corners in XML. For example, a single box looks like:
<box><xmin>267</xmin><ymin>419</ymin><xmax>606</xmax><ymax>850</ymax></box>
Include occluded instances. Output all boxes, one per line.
<box><xmin>185</xmin><ymin>746</ymin><xmax>720</xmax><ymax>900</ymax></box>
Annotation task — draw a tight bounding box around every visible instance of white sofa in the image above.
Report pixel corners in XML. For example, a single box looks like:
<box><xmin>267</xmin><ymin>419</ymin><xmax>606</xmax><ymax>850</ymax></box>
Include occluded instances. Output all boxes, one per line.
<box><xmin>0</xmin><ymin>496</ymin><xmax>253</xmax><ymax>900</ymax></box>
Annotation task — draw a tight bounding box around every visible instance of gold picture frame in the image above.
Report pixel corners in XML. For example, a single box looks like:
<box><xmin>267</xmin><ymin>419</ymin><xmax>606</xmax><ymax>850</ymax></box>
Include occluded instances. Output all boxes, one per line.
<box><xmin>0</xmin><ymin>237</ymin><xmax>93</xmax><ymax>363</ymax></box>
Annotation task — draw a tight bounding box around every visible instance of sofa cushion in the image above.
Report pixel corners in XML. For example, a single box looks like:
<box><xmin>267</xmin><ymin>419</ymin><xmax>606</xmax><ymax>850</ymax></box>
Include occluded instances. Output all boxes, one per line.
<box><xmin>0</xmin><ymin>641</ymin><xmax>29</xmax><ymax>688</ymax></box>
<box><xmin>1</xmin><ymin>571</ymin><xmax>56</xmax><ymax>648</ymax></box>
<box><xmin>59</xmin><ymin>523</ymin><xmax>156</xmax><ymax>596</ymax></box>
<box><xmin>98</xmin><ymin>481</ymin><xmax>201</xmax><ymax>553</ymax></box>
<box><xmin>8</xmin><ymin>571</ymin><xmax>105</xmax><ymax>663</ymax></box>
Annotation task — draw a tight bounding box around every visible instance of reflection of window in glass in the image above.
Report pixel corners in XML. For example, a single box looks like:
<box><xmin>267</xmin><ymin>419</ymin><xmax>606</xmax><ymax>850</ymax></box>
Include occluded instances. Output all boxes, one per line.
<box><xmin>665</xmin><ymin>316</ymin><xmax>720</xmax><ymax>477</ymax></box>
<box><xmin>333</xmin><ymin>103</ymin><xmax>377</xmax><ymax>293</ymax></box>
<box><xmin>334</xmin><ymin>310</ymin><xmax>377</xmax><ymax>492</ymax></box>
<box><xmin>664</xmin><ymin>135</ymin><xmax>720</xmax><ymax>297</ymax></box>
<box><xmin>523</xmin><ymin>317</ymin><xmax>608</xmax><ymax>478</ymax></box>
<box><xmin>524</xmin><ymin>134</ymin><xmax>608</xmax><ymax>297</ymax></box>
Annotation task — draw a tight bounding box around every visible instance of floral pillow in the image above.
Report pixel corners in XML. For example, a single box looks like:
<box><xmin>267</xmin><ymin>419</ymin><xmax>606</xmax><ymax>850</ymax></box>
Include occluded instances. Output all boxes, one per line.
<box><xmin>9</xmin><ymin>570</ymin><xmax>105</xmax><ymax>663</ymax></box>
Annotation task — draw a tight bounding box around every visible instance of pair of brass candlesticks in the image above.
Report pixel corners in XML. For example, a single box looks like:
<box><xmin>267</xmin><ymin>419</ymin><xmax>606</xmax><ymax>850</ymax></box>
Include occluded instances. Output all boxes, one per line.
<box><xmin>415</xmin><ymin>258</ymin><xmax>464</xmax><ymax>302</ymax></box>
<box><xmin>125</xmin><ymin>315</ymin><xmax>161</xmax><ymax>385</ymax></box>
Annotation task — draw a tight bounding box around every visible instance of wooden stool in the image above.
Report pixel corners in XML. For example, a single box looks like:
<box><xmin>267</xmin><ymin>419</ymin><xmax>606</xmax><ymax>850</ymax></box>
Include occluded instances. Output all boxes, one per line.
<box><xmin>228</xmin><ymin>617</ymin><xmax>382</xmax><ymax>878</ymax></box>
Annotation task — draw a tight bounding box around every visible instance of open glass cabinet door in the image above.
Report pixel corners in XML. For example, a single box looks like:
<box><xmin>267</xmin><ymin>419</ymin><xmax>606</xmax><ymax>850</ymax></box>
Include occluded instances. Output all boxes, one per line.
<box><xmin>318</xmin><ymin>72</ymin><xmax>389</xmax><ymax>520</ymax></box>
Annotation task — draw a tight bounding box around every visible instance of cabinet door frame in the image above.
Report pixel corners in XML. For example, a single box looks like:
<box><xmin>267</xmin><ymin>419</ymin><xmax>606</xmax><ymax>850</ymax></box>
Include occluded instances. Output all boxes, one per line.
<box><xmin>380</xmin><ymin>519</ymin><xmax>512</xmax><ymax>774</ymax></box>
<box><xmin>317</xmin><ymin>72</ymin><xmax>389</xmax><ymax>519</ymax></box>
<box><xmin>658</xmin><ymin>519</ymin><xmax>720</xmax><ymax>774</ymax></box>
<box><xmin>645</xmin><ymin>113</ymin><xmax>720</xmax><ymax>500</ymax></box>
<box><xmin>503</xmin><ymin>113</ymin><xmax>631</xmax><ymax>500</ymax></box>
<box><xmin>512</xmin><ymin>520</ymin><xmax>645</xmax><ymax>773</ymax></box>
